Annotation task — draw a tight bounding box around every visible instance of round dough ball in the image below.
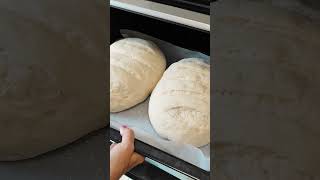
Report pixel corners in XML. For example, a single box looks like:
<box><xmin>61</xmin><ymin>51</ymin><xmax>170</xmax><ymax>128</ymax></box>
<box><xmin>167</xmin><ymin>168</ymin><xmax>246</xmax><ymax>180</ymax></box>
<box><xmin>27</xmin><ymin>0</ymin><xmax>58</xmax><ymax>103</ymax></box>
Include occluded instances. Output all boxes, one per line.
<box><xmin>110</xmin><ymin>38</ymin><xmax>166</xmax><ymax>112</ymax></box>
<box><xmin>149</xmin><ymin>58</ymin><xmax>210</xmax><ymax>147</ymax></box>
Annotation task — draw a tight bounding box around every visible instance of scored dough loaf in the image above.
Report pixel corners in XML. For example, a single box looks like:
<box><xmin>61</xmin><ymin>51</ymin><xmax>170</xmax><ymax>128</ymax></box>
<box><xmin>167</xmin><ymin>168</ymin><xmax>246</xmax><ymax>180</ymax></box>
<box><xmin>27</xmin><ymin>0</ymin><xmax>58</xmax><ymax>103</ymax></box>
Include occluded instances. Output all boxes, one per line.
<box><xmin>110</xmin><ymin>38</ymin><xmax>166</xmax><ymax>112</ymax></box>
<box><xmin>148</xmin><ymin>58</ymin><xmax>210</xmax><ymax>147</ymax></box>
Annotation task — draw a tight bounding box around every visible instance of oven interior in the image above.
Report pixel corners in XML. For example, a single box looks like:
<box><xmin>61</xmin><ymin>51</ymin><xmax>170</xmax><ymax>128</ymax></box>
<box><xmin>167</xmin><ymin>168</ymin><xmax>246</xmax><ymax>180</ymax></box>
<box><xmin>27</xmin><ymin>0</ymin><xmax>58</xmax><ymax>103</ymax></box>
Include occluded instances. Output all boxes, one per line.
<box><xmin>110</xmin><ymin>5</ymin><xmax>210</xmax><ymax>180</ymax></box>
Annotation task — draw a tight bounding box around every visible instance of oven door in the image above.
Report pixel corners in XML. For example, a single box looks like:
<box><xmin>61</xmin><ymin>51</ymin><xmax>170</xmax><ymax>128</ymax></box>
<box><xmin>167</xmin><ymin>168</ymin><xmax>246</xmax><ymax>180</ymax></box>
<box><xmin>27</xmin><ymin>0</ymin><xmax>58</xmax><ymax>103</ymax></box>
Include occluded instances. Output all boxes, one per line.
<box><xmin>109</xmin><ymin>1</ymin><xmax>210</xmax><ymax>179</ymax></box>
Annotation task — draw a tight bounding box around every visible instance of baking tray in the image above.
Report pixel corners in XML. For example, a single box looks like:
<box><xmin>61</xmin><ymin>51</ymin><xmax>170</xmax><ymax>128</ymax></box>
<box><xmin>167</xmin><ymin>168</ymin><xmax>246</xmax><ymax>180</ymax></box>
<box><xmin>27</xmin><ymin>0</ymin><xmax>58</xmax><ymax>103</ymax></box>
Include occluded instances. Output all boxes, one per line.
<box><xmin>110</xmin><ymin>128</ymin><xmax>209</xmax><ymax>179</ymax></box>
<box><xmin>110</xmin><ymin>6</ymin><xmax>210</xmax><ymax>180</ymax></box>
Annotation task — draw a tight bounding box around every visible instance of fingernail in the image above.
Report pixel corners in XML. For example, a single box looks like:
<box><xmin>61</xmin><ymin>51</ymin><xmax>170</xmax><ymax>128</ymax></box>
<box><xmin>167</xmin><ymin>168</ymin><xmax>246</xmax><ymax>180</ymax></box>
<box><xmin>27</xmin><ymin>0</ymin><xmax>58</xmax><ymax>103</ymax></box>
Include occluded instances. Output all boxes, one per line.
<box><xmin>120</xmin><ymin>125</ymin><xmax>127</xmax><ymax>136</ymax></box>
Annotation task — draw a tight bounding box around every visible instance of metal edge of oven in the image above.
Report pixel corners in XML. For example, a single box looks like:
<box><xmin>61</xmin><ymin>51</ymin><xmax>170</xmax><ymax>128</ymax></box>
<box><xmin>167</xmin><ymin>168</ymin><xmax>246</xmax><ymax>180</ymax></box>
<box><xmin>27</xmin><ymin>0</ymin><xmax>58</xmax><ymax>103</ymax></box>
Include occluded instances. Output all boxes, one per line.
<box><xmin>110</xmin><ymin>2</ymin><xmax>210</xmax><ymax>55</ymax></box>
<box><xmin>110</xmin><ymin>0</ymin><xmax>210</xmax><ymax>32</ymax></box>
<box><xmin>147</xmin><ymin>0</ymin><xmax>211</xmax><ymax>15</ymax></box>
<box><xmin>109</xmin><ymin>1</ymin><xmax>211</xmax><ymax>179</ymax></box>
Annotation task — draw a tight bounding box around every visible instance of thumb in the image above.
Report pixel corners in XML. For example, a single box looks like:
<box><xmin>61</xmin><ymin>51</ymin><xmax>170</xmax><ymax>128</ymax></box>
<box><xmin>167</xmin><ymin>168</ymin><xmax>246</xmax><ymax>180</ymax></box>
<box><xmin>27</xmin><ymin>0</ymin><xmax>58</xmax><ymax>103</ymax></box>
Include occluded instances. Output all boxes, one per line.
<box><xmin>120</xmin><ymin>126</ymin><xmax>135</xmax><ymax>148</ymax></box>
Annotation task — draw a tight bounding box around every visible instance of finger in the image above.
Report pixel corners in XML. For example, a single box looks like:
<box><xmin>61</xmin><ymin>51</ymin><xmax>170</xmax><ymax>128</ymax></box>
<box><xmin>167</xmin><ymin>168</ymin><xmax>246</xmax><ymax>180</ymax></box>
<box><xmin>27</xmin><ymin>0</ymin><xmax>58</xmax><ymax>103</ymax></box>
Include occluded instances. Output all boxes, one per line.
<box><xmin>128</xmin><ymin>152</ymin><xmax>145</xmax><ymax>170</ymax></box>
<box><xmin>110</xmin><ymin>143</ymin><xmax>117</xmax><ymax>150</ymax></box>
<box><xmin>120</xmin><ymin>126</ymin><xmax>135</xmax><ymax>146</ymax></box>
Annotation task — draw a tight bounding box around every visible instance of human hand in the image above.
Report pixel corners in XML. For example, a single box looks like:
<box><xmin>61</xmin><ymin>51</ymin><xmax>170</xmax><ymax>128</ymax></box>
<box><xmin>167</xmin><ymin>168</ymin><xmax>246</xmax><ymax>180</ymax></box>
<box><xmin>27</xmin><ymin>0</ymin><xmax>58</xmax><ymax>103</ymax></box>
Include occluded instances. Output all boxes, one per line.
<box><xmin>110</xmin><ymin>126</ymin><xmax>144</xmax><ymax>180</ymax></box>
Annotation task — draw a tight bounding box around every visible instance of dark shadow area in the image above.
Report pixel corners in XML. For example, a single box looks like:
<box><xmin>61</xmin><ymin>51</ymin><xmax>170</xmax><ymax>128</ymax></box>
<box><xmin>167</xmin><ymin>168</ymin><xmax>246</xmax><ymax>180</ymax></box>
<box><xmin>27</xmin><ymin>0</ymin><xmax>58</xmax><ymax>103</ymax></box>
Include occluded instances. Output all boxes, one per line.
<box><xmin>0</xmin><ymin>0</ymin><xmax>108</xmax><ymax>179</ymax></box>
<box><xmin>0</xmin><ymin>129</ymin><xmax>107</xmax><ymax>180</ymax></box>
<box><xmin>212</xmin><ymin>0</ymin><xmax>320</xmax><ymax>179</ymax></box>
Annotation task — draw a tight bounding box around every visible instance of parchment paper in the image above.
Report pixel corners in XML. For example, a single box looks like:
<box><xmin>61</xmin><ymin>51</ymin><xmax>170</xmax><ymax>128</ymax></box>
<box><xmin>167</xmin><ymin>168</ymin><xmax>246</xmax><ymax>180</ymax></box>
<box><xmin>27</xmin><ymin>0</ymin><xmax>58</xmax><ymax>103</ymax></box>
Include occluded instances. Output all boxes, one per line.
<box><xmin>110</xmin><ymin>30</ymin><xmax>210</xmax><ymax>171</ymax></box>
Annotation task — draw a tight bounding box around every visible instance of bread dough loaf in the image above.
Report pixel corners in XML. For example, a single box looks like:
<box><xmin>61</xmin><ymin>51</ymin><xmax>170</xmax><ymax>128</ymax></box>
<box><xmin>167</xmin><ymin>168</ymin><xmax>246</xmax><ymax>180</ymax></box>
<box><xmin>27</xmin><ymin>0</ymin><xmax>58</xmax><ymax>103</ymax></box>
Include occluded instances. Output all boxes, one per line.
<box><xmin>0</xmin><ymin>4</ymin><xmax>106</xmax><ymax>161</ymax></box>
<box><xmin>149</xmin><ymin>58</ymin><xmax>210</xmax><ymax>147</ymax></box>
<box><xmin>110</xmin><ymin>38</ymin><xmax>166</xmax><ymax>112</ymax></box>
